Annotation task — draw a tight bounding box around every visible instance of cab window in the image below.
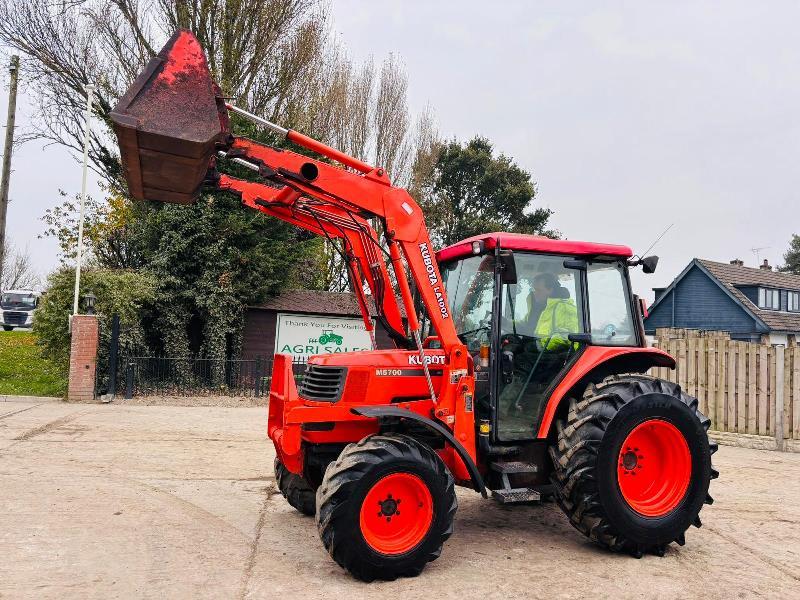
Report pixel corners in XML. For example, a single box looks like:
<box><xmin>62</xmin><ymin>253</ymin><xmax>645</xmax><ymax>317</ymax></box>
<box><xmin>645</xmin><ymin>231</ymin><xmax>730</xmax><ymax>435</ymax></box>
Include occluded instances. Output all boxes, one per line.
<box><xmin>587</xmin><ymin>261</ymin><xmax>636</xmax><ymax>346</ymax></box>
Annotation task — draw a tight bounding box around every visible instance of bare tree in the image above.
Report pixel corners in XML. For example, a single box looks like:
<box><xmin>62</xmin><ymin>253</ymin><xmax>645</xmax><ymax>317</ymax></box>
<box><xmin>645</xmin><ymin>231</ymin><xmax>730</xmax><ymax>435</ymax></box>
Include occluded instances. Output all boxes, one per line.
<box><xmin>0</xmin><ymin>0</ymin><xmax>439</xmax><ymax>291</ymax></box>
<box><xmin>0</xmin><ymin>0</ymin><xmax>329</xmax><ymax>182</ymax></box>
<box><xmin>1</xmin><ymin>240</ymin><xmax>39</xmax><ymax>291</ymax></box>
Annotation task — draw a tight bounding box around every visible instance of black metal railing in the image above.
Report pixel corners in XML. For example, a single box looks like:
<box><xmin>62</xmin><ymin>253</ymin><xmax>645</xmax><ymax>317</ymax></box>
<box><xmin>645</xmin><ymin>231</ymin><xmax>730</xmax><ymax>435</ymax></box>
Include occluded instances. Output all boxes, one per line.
<box><xmin>118</xmin><ymin>355</ymin><xmax>309</xmax><ymax>399</ymax></box>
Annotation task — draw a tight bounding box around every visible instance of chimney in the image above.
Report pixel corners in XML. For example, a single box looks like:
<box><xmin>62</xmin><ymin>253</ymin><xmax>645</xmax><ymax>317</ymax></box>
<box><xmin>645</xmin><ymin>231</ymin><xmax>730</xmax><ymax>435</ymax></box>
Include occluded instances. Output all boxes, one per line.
<box><xmin>730</xmin><ymin>258</ymin><xmax>744</xmax><ymax>266</ymax></box>
<box><xmin>760</xmin><ymin>259</ymin><xmax>772</xmax><ymax>271</ymax></box>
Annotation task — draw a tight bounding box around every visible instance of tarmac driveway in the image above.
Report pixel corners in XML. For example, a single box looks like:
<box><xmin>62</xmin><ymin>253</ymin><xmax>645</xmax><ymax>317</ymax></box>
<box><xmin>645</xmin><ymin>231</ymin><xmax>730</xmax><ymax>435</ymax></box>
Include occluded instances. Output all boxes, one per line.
<box><xmin>1</xmin><ymin>399</ymin><xmax>798</xmax><ymax>599</ymax></box>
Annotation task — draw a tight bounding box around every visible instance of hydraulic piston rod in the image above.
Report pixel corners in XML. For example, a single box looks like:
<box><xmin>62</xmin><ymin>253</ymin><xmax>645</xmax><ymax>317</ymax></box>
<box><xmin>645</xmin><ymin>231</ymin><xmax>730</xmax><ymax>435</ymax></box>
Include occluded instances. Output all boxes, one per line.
<box><xmin>225</xmin><ymin>103</ymin><xmax>375</xmax><ymax>174</ymax></box>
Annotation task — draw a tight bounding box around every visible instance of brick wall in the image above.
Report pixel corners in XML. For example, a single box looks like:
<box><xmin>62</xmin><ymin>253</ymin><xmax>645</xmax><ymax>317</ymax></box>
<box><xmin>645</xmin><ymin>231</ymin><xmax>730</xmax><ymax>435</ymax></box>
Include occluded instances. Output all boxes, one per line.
<box><xmin>68</xmin><ymin>315</ymin><xmax>99</xmax><ymax>402</ymax></box>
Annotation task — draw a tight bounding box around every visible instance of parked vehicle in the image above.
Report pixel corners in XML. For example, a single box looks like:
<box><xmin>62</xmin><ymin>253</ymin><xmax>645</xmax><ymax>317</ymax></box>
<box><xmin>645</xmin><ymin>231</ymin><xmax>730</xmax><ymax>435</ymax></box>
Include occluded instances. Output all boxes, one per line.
<box><xmin>112</xmin><ymin>31</ymin><xmax>718</xmax><ymax>582</ymax></box>
<box><xmin>0</xmin><ymin>289</ymin><xmax>40</xmax><ymax>331</ymax></box>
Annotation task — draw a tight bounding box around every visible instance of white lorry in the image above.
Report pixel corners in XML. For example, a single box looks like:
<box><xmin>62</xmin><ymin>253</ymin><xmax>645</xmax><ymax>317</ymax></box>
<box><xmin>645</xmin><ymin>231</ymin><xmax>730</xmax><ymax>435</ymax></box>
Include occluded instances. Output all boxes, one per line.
<box><xmin>0</xmin><ymin>289</ymin><xmax>41</xmax><ymax>331</ymax></box>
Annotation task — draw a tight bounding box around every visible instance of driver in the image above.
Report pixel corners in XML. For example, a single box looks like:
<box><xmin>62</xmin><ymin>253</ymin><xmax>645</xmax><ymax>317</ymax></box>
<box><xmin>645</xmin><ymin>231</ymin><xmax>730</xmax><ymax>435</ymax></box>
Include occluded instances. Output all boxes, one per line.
<box><xmin>530</xmin><ymin>272</ymin><xmax>579</xmax><ymax>351</ymax></box>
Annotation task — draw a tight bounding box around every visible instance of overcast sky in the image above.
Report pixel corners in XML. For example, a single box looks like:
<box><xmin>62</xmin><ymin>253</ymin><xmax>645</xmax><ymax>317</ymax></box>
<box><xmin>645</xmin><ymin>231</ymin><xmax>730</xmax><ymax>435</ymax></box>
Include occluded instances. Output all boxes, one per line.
<box><xmin>2</xmin><ymin>1</ymin><xmax>799</xmax><ymax>300</ymax></box>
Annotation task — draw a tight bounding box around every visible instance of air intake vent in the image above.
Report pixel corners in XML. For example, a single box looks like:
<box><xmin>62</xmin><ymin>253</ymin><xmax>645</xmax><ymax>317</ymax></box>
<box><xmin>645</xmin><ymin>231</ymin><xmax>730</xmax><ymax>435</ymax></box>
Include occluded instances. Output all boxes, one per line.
<box><xmin>298</xmin><ymin>365</ymin><xmax>347</xmax><ymax>402</ymax></box>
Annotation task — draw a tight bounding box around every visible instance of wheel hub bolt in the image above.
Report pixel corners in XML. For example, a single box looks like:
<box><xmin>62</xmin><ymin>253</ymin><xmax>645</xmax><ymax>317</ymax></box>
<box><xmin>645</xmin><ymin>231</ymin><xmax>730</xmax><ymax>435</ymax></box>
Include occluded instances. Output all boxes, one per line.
<box><xmin>378</xmin><ymin>496</ymin><xmax>399</xmax><ymax>517</ymax></box>
<box><xmin>622</xmin><ymin>450</ymin><xmax>638</xmax><ymax>470</ymax></box>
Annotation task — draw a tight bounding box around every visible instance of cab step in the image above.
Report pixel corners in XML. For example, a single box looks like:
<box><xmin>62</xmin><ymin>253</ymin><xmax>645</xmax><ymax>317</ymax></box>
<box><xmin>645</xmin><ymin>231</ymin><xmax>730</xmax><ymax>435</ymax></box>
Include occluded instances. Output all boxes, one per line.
<box><xmin>489</xmin><ymin>461</ymin><xmax>541</xmax><ymax>504</ymax></box>
<box><xmin>491</xmin><ymin>487</ymin><xmax>541</xmax><ymax>504</ymax></box>
<box><xmin>489</xmin><ymin>461</ymin><xmax>539</xmax><ymax>474</ymax></box>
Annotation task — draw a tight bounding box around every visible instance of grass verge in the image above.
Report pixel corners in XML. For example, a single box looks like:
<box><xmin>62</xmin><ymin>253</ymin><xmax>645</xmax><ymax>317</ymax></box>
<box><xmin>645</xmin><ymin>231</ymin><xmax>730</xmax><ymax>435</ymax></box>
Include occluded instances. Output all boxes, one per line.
<box><xmin>0</xmin><ymin>331</ymin><xmax>67</xmax><ymax>397</ymax></box>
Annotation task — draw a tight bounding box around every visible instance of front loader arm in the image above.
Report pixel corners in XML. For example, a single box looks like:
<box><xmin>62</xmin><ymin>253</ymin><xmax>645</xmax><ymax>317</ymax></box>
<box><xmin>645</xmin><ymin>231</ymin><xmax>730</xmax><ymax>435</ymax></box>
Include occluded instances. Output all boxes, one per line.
<box><xmin>216</xmin><ymin>169</ymin><xmax>405</xmax><ymax>347</ymax></box>
<box><xmin>213</xmin><ymin>133</ymin><xmax>461</xmax><ymax>354</ymax></box>
<box><xmin>109</xmin><ymin>29</ymin><xmax>476</xmax><ymax>482</ymax></box>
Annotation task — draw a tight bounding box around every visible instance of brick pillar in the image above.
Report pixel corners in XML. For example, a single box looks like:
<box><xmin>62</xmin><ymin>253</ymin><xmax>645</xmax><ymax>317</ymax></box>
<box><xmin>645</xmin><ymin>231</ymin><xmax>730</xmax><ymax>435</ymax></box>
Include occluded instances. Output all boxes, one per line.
<box><xmin>68</xmin><ymin>315</ymin><xmax>99</xmax><ymax>402</ymax></box>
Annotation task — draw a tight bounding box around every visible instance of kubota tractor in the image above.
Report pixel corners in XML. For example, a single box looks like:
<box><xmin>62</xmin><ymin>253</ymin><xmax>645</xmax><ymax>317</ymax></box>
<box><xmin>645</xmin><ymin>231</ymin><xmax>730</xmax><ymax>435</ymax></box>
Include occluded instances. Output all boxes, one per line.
<box><xmin>111</xmin><ymin>31</ymin><xmax>718</xmax><ymax>582</ymax></box>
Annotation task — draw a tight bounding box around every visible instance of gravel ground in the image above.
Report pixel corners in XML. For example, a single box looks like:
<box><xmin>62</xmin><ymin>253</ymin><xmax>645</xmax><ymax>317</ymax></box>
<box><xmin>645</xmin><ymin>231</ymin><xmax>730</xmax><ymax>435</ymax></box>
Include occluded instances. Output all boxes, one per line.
<box><xmin>1</xmin><ymin>400</ymin><xmax>798</xmax><ymax>599</ymax></box>
<box><xmin>116</xmin><ymin>395</ymin><xmax>268</xmax><ymax>408</ymax></box>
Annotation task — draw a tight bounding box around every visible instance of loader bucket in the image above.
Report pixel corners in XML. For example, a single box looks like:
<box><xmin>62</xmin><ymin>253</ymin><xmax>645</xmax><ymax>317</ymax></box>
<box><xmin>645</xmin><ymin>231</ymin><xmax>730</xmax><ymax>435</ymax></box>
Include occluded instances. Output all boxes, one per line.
<box><xmin>110</xmin><ymin>30</ymin><xmax>228</xmax><ymax>204</ymax></box>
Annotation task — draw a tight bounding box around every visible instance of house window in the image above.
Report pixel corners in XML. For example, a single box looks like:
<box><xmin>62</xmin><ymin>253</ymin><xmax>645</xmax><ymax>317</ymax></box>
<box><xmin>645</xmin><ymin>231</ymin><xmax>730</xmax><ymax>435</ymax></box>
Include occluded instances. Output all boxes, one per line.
<box><xmin>789</xmin><ymin>291</ymin><xmax>800</xmax><ymax>312</ymax></box>
<box><xmin>758</xmin><ymin>288</ymin><xmax>780</xmax><ymax>310</ymax></box>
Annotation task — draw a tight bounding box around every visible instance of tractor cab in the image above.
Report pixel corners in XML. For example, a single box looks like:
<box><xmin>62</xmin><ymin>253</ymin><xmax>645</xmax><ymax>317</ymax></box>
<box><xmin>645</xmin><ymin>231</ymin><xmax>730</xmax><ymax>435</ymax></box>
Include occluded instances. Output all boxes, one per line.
<box><xmin>436</xmin><ymin>233</ymin><xmax>643</xmax><ymax>443</ymax></box>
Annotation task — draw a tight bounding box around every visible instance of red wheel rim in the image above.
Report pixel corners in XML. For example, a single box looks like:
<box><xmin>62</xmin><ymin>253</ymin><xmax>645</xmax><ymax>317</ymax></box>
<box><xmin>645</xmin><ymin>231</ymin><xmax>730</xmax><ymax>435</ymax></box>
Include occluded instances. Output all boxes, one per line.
<box><xmin>617</xmin><ymin>419</ymin><xmax>692</xmax><ymax>517</ymax></box>
<box><xmin>359</xmin><ymin>473</ymin><xmax>434</xmax><ymax>555</ymax></box>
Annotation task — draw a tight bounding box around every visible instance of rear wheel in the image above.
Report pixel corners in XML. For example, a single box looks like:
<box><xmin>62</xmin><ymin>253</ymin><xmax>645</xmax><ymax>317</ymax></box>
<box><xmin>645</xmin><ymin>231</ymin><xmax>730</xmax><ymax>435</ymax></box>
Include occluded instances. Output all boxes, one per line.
<box><xmin>274</xmin><ymin>457</ymin><xmax>317</xmax><ymax>516</ymax></box>
<box><xmin>549</xmin><ymin>375</ymin><xmax>718</xmax><ymax>557</ymax></box>
<box><xmin>316</xmin><ymin>434</ymin><xmax>457</xmax><ymax>582</ymax></box>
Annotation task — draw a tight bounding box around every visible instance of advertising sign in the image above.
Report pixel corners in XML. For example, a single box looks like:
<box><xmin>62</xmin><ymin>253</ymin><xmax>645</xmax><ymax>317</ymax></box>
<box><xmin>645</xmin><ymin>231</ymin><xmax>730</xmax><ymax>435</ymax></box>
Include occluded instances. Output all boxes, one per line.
<box><xmin>275</xmin><ymin>313</ymin><xmax>373</xmax><ymax>359</ymax></box>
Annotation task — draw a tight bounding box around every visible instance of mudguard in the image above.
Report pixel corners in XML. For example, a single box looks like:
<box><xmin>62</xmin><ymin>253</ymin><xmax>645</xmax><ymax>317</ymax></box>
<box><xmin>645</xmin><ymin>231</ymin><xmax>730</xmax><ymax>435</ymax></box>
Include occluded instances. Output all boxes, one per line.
<box><xmin>536</xmin><ymin>346</ymin><xmax>676</xmax><ymax>438</ymax></box>
<box><xmin>351</xmin><ymin>405</ymin><xmax>488</xmax><ymax>498</ymax></box>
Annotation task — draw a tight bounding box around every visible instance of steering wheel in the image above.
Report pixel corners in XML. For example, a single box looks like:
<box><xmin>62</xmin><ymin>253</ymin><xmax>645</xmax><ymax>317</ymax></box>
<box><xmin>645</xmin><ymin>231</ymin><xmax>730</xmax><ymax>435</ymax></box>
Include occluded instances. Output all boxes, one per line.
<box><xmin>501</xmin><ymin>333</ymin><xmax>539</xmax><ymax>353</ymax></box>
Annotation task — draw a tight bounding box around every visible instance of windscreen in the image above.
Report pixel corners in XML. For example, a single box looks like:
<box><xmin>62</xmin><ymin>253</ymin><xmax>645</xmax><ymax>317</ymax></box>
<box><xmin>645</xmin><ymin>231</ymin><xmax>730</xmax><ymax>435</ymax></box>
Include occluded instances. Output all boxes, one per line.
<box><xmin>441</xmin><ymin>254</ymin><xmax>496</xmax><ymax>351</ymax></box>
<box><xmin>1</xmin><ymin>293</ymin><xmax>37</xmax><ymax>310</ymax></box>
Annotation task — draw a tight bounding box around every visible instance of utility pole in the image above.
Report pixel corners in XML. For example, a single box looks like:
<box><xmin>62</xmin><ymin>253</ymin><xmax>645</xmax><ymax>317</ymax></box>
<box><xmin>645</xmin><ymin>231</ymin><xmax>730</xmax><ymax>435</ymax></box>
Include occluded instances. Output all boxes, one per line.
<box><xmin>0</xmin><ymin>55</ymin><xmax>19</xmax><ymax>291</ymax></box>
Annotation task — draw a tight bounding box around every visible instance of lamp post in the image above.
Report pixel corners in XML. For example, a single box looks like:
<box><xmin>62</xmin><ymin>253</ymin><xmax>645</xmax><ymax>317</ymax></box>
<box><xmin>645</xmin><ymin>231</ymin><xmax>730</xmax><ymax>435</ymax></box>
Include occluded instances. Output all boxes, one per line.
<box><xmin>72</xmin><ymin>84</ymin><xmax>95</xmax><ymax>318</ymax></box>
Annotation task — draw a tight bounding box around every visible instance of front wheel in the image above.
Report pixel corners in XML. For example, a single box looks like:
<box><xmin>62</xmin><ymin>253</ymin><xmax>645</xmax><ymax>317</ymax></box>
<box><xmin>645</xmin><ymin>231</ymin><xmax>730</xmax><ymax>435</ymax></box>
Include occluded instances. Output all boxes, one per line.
<box><xmin>2</xmin><ymin>326</ymin><xmax>12</xmax><ymax>331</ymax></box>
<box><xmin>274</xmin><ymin>457</ymin><xmax>317</xmax><ymax>516</ymax></box>
<box><xmin>316</xmin><ymin>434</ymin><xmax>457</xmax><ymax>582</ymax></box>
<box><xmin>550</xmin><ymin>375</ymin><xmax>718</xmax><ymax>557</ymax></box>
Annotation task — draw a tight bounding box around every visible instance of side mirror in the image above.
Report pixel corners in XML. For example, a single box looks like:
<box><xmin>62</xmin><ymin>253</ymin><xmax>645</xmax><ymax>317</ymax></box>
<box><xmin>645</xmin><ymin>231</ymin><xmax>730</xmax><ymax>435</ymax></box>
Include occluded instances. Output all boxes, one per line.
<box><xmin>499</xmin><ymin>250</ymin><xmax>517</xmax><ymax>284</ymax></box>
<box><xmin>641</xmin><ymin>255</ymin><xmax>659</xmax><ymax>274</ymax></box>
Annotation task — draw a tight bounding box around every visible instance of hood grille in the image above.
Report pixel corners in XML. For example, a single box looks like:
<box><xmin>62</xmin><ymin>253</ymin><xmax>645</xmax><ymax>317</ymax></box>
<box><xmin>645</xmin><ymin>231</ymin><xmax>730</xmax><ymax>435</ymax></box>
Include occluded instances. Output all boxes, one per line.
<box><xmin>3</xmin><ymin>311</ymin><xmax>28</xmax><ymax>325</ymax></box>
<box><xmin>298</xmin><ymin>365</ymin><xmax>347</xmax><ymax>402</ymax></box>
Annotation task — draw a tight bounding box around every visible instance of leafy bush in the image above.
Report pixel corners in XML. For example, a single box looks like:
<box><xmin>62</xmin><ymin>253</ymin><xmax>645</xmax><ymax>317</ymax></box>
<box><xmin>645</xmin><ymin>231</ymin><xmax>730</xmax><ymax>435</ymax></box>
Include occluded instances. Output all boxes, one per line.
<box><xmin>34</xmin><ymin>268</ymin><xmax>157</xmax><ymax>392</ymax></box>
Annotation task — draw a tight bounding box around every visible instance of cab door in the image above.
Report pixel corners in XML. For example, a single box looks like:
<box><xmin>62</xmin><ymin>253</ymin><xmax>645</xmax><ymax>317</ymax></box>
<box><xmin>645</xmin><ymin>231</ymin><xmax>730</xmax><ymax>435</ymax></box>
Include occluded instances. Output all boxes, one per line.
<box><xmin>494</xmin><ymin>253</ymin><xmax>586</xmax><ymax>441</ymax></box>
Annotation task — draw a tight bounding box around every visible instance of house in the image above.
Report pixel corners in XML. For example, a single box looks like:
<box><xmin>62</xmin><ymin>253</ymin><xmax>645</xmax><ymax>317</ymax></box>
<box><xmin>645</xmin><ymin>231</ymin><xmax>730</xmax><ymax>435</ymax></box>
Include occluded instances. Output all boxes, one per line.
<box><xmin>644</xmin><ymin>258</ymin><xmax>800</xmax><ymax>345</ymax></box>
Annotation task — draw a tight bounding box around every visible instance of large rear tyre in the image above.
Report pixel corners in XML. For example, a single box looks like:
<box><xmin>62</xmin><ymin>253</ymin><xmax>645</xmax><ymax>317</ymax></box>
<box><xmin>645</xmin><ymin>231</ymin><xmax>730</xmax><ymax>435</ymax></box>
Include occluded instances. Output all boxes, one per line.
<box><xmin>550</xmin><ymin>375</ymin><xmax>718</xmax><ymax>557</ymax></box>
<box><xmin>274</xmin><ymin>457</ymin><xmax>317</xmax><ymax>516</ymax></box>
<box><xmin>316</xmin><ymin>434</ymin><xmax>457</xmax><ymax>582</ymax></box>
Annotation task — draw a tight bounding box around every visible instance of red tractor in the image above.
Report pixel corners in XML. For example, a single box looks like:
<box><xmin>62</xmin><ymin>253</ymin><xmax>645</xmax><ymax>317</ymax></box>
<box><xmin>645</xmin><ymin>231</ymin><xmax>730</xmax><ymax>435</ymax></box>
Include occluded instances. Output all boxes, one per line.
<box><xmin>111</xmin><ymin>31</ymin><xmax>717</xmax><ymax>582</ymax></box>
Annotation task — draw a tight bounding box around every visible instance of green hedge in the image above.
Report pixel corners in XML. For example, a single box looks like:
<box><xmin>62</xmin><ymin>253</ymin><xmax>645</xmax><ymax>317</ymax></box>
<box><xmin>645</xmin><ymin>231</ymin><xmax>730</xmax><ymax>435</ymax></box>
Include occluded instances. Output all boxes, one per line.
<box><xmin>34</xmin><ymin>268</ymin><xmax>157</xmax><ymax>394</ymax></box>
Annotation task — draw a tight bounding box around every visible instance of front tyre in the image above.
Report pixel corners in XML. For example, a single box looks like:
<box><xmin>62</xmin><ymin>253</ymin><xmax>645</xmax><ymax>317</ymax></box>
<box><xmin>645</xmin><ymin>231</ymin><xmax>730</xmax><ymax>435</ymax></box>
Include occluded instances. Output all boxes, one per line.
<box><xmin>316</xmin><ymin>434</ymin><xmax>457</xmax><ymax>582</ymax></box>
<box><xmin>274</xmin><ymin>457</ymin><xmax>317</xmax><ymax>516</ymax></box>
<box><xmin>550</xmin><ymin>375</ymin><xmax>718</xmax><ymax>557</ymax></box>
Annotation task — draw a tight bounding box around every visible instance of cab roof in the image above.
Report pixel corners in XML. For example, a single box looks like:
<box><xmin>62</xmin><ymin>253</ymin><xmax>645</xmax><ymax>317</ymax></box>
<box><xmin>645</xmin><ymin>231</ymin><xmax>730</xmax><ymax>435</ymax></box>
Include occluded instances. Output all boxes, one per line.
<box><xmin>436</xmin><ymin>232</ymin><xmax>633</xmax><ymax>263</ymax></box>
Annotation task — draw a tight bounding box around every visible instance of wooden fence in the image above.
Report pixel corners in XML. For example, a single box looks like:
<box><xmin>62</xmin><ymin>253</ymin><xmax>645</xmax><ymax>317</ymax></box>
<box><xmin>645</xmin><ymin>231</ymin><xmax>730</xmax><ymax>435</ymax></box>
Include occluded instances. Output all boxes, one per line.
<box><xmin>648</xmin><ymin>329</ymin><xmax>799</xmax><ymax>447</ymax></box>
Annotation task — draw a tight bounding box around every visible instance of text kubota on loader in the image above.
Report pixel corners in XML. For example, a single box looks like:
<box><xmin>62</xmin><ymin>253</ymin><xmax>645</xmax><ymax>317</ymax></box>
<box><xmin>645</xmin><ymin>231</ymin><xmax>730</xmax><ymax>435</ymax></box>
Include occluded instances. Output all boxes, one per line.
<box><xmin>110</xmin><ymin>31</ymin><xmax>718</xmax><ymax>581</ymax></box>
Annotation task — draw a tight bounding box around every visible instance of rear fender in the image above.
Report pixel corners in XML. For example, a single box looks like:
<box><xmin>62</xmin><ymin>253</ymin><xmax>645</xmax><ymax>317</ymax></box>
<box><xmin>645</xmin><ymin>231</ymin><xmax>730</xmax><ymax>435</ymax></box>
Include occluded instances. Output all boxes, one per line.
<box><xmin>536</xmin><ymin>346</ymin><xmax>675</xmax><ymax>439</ymax></box>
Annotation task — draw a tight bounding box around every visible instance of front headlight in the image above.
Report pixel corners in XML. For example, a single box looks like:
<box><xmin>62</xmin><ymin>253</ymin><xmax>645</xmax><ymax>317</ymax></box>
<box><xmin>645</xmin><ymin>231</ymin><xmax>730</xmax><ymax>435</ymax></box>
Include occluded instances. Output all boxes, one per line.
<box><xmin>25</xmin><ymin>313</ymin><xmax>33</xmax><ymax>324</ymax></box>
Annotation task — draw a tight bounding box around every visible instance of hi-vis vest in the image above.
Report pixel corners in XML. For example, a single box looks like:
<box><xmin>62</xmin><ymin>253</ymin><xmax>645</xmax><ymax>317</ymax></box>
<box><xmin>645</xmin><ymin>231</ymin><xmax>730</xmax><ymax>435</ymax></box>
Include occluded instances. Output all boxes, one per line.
<box><xmin>534</xmin><ymin>297</ymin><xmax>579</xmax><ymax>351</ymax></box>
